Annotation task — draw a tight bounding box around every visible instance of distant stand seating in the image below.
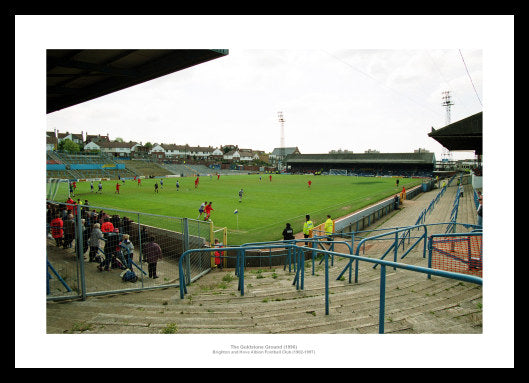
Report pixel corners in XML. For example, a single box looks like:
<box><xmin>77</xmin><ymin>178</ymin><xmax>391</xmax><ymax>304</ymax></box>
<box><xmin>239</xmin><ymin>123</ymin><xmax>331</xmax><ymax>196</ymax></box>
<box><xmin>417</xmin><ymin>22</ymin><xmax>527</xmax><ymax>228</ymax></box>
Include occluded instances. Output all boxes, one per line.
<box><xmin>47</xmin><ymin>151</ymin><xmax>137</xmax><ymax>180</ymax></box>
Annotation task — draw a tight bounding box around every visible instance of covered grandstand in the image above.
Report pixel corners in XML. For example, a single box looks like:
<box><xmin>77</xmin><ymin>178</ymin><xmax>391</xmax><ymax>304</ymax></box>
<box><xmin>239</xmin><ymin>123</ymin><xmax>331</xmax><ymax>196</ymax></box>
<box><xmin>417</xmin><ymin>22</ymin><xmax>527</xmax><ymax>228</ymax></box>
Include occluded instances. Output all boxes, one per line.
<box><xmin>46</xmin><ymin>49</ymin><xmax>229</xmax><ymax>180</ymax></box>
<box><xmin>428</xmin><ymin>112</ymin><xmax>482</xmax><ymax>157</ymax></box>
<box><xmin>285</xmin><ymin>152</ymin><xmax>436</xmax><ymax>178</ymax></box>
<box><xmin>47</xmin><ymin>49</ymin><xmax>229</xmax><ymax>114</ymax></box>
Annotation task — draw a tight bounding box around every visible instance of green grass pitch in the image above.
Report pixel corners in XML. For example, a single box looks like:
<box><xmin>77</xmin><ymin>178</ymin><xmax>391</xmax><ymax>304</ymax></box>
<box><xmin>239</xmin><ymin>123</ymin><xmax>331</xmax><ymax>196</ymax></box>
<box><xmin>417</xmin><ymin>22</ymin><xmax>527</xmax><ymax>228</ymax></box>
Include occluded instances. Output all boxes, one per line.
<box><xmin>52</xmin><ymin>174</ymin><xmax>423</xmax><ymax>245</ymax></box>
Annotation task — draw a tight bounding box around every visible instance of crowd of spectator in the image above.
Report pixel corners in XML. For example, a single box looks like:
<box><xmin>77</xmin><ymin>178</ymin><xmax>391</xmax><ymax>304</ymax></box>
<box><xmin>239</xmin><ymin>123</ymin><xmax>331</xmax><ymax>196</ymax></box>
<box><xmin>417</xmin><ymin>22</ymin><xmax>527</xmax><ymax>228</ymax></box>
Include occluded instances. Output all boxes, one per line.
<box><xmin>47</xmin><ymin>200</ymin><xmax>134</xmax><ymax>240</ymax></box>
<box><xmin>47</xmin><ymin>199</ymin><xmax>164</xmax><ymax>280</ymax></box>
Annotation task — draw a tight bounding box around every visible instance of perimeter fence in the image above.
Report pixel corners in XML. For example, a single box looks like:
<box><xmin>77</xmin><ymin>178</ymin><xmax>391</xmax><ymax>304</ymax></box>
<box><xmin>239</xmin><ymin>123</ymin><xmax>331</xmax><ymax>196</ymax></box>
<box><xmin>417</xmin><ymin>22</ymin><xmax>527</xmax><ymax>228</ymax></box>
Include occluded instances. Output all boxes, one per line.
<box><xmin>46</xmin><ymin>201</ymin><xmax>226</xmax><ymax>301</ymax></box>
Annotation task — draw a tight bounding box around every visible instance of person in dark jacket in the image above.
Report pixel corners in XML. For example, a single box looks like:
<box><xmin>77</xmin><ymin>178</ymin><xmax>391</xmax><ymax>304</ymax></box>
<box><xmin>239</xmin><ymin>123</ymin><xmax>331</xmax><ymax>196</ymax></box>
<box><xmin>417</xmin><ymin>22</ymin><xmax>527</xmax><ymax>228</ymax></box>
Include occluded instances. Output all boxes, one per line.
<box><xmin>142</xmin><ymin>236</ymin><xmax>162</xmax><ymax>279</ymax></box>
<box><xmin>282</xmin><ymin>223</ymin><xmax>295</xmax><ymax>241</ymax></box>
<box><xmin>74</xmin><ymin>218</ymin><xmax>90</xmax><ymax>257</ymax></box>
<box><xmin>62</xmin><ymin>214</ymin><xmax>76</xmax><ymax>249</ymax></box>
<box><xmin>88</xmin><ymin>223</ymin><xmax>104</xmax><ymax>262</ymax></box>
<box><xmin>98</xmin><ymin>230</ymin><xmax>121</xmax><ymax>271</ymax></box>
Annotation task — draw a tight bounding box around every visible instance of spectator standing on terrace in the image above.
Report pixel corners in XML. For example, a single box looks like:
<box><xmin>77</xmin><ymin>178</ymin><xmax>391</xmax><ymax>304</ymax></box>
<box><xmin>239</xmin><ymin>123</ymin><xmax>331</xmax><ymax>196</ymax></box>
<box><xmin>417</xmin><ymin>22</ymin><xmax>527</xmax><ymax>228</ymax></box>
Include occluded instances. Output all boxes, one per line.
<box><xmin>50</xmin><ymin>213</ymin><xmax>64</xmax><ymax>247</ymax></box>
<box><xmin>88</xmin><ymin>222</ymin><xmax>104</xmax><ymax>262</ymax></box>
<box><xmin>142</xmin><ymin>236</ymin><xmax>162</xmax><ymax>279</ymax></box>
<box><xmin>74</xmin><ymin>218</ymin><xmax>90</xmax><ymax>257</ymax></box>
<box><xmin>83</xmin><ymin>218</ymin><xmax>91</xmax><ymax>254</ymax></box>
<box><xmin>98</xmin><ymin>210</ymin><xmax>107</xmax><ymax>225</ymax></box>
<box><xmin>60</xmin><ymin>205</ymin><xmax>68</xmax><ymax>221</ymax></box>
<box><xmin>282</xmin><ymin>223</ymin><xmax>295</xmax><ymax>241</ymax></box>
<box><xmin>394</xmin><ymin>194</ymin><xmax>400</xmax><ymax>210</ymax></box>
<box><xmin>121</xmin><ymin>216</ymin><xmax>132</xmax><ymax>235</ymax></box>
<box><xmin>101</xmin><ymin>217</ymin><xmax>115</xmax><ymax>234</ymax></box>
<box><xmin>111</xmin><ymin>215</ymin><xmax>121</xmax><ymax>232</ymax></box>
<box><xmin>120</xmin><ymin>234</ymin><xmax>135</xmax><ymax>269</ymax></box>
<box><xmin>66</xmin><ymin>196</ymin><xmax>75</xmax><ymax>215</ymax></box>
<box><xmin>99</xmin><ymin>229</ymin><xmax>120</xmax><ymax>271</ymax></box>
<box><xmin>401</xmin><ymin>186</ymin><xmax>406</xmax><ymax>201</ymax></box>
<box><xmin>62</xmin><ymin>214</ymin><xmax>76</xmax><ymax>249</ymax></box>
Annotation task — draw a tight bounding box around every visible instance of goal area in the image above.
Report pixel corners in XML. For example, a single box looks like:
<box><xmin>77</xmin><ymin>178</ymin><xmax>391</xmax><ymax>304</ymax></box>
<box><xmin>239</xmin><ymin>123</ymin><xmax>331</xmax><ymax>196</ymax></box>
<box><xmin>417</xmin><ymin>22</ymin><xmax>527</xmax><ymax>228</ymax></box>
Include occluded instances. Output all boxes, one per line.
<box><xmin>46</xmin><ymin>178</ymin><xmax>68</xmax><ymax>200</ymax></box>
<box><xmin>328</xmin><ymin>169</ymin><xmax>348</xmax><ymax>176</ymax></box>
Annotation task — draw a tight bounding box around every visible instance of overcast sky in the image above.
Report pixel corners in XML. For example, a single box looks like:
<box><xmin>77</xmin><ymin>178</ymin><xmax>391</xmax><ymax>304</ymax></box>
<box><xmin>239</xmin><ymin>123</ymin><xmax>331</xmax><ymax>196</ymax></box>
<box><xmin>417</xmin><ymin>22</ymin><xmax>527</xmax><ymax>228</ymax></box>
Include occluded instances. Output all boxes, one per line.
<box><xmin>46</xmin><ymin>47</ymin><xmax>483</xmax><ymax>160</ymax></box>
<box><xmin>14</xmin><ymin>14</ymin><xmax>514</xmax><ymax>165</ymax></box>
<box><xmin>13</xmin><ymin>15</ymin><xmax>512</xmax><ymax>163</ymax></box>
<box><xmin>28</xmin><ymin>15</ymin><xmax>509</xmax><ymax>162</ymax></box>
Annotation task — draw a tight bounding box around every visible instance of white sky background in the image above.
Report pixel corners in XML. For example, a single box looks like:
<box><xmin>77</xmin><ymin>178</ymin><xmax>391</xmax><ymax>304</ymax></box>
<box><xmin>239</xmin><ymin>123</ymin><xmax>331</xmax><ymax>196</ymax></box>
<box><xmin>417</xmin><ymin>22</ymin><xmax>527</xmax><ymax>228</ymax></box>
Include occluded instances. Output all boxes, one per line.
<box><xmin>45</xmin><ymin>47</ymin><xmax>483</xmax><ymax>160</ymax></box>
<box><xmin>16</xmin><ymin>15</ymin><xmax>514</xmax><ymax>368</ymax></box>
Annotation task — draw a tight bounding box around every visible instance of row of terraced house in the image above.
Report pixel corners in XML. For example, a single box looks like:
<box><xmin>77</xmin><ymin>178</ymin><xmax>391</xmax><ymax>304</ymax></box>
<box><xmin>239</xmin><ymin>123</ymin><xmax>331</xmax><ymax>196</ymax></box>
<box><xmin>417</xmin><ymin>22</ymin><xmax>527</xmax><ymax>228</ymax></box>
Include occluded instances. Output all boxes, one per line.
<box><xmin>46</xmin><ymin>130</ymin><xmax>301</xmax><ymax>165</ymax></box>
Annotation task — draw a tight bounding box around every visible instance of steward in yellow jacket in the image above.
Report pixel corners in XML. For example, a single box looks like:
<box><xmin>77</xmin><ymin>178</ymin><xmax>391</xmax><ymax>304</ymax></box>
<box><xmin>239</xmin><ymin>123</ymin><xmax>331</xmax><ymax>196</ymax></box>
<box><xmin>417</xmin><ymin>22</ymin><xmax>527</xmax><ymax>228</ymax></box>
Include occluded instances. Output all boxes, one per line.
<box><xmin>324</xmin><ymin>215</ymin><xmax>334</xmax><ymax>249</ymax></box>
<box><xmin>324</xmin><ymin>215</ymin><xmax>334</xmax><ymax>238</ymax></box>
<box><xmin>303</xmin><ymin>214</ymin><xmax>314</xmax><ymax>246</ymax></box>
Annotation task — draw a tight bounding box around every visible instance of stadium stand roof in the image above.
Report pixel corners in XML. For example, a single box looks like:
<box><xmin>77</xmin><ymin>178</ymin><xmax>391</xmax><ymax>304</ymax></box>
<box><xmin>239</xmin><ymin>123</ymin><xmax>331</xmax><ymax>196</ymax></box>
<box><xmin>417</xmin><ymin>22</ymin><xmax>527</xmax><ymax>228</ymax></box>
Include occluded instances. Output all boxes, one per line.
<box><xmin>285</xmin><ymin>152</ymin><xmax>436</xmax><ymax>165</ymax></box>
<box><xmin>271</xmin><ymin>147</ymin><xmax>301</xmax><ymax>156</ymax></box>
<box><xmin>428</xmin><ymin>111</ymin><xmax>482</xmax><ymax>155</ymax></box>
<box><xmin>47</xmin><ymin>49</ymin><xmax>229</xmax><ymax>114</ymax></box>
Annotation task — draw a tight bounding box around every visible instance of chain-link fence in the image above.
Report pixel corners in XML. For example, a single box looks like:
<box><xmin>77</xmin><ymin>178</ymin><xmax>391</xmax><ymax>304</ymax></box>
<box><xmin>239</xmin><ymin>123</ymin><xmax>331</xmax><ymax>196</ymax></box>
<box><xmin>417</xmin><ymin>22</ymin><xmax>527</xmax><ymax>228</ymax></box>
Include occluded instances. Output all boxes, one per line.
<box><xmin>46</xmin><ymin>201</ymin><xmax>220</xmax><ymax>300</ymax></box>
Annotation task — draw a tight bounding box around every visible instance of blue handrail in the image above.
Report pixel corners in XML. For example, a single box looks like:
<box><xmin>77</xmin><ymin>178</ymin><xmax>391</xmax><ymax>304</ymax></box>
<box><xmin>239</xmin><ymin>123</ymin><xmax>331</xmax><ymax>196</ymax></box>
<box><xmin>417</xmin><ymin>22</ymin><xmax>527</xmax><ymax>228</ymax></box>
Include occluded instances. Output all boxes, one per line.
<box><xmin>177</xmin><ymin>238</ymin><xmax>482</xmax><ymax>334</ymax></box>
<box><xmin>241</xmin><ymin>237</ymin><xmax>354</xmax><ymax>275</ymax></box>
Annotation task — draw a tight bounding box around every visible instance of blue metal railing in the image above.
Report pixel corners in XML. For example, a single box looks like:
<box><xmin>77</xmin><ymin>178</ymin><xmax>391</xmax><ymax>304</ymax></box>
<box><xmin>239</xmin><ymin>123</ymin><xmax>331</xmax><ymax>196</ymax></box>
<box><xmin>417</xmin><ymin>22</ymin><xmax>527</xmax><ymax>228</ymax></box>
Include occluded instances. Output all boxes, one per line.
<box><xmin>446</xmin><ymin>175</ymin><xmax>464</xmax><ymax>233</ymax></box>
<box><xmin>339</xmin><ymin>224</ymin><xmax>428</xmax><ymax>283</ymax></box>
<box><xmin>337</xmin><ymin>222</ymin><xmax>481</xmax><ymax>269</ymax></box>
<box><xmin>240</xmin><ymin>238</ymin><xmax>354</xmax><ymax>275</ymax></box>
<box><xmin>177</xmin><ymin>231</ymin><xmax>482</xmax><ymax>334</ymax></box>
<box><xmin>473</xmin><ymin>189</ymin><xmax>481</xmax><ymax>210</ymax></box>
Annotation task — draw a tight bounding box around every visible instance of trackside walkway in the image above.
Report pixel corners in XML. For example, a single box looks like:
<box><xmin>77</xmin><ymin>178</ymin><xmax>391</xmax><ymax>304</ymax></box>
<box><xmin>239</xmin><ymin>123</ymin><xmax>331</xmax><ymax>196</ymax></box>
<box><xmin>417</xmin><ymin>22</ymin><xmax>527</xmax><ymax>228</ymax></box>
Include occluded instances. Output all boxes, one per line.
<box><xmin>378</xmin><ymin>182</ymin><xmax>477</xmax><ymax>232</ymax></box>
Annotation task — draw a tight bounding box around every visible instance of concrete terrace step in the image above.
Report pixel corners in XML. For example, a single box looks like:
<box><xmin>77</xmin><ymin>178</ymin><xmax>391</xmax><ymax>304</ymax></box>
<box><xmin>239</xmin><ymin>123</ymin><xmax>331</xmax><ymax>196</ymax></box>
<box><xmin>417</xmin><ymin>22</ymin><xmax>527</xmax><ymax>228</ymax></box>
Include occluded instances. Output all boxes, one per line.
<box><xmin>46</xmin><ymin>257</ymin><xmax>482</xmax><ymax>334</ymax></box>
